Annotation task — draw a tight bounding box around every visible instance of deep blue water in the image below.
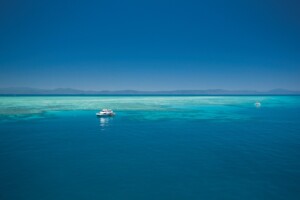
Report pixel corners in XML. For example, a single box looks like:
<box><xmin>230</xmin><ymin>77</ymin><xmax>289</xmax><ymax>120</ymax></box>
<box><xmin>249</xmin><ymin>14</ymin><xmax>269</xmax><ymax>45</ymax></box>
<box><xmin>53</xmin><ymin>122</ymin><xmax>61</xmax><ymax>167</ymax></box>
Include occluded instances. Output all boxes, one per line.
<box><xmin>0</xmin><ymin>96</ymin><xmax>300</xmax><ymax>199</ymax></box>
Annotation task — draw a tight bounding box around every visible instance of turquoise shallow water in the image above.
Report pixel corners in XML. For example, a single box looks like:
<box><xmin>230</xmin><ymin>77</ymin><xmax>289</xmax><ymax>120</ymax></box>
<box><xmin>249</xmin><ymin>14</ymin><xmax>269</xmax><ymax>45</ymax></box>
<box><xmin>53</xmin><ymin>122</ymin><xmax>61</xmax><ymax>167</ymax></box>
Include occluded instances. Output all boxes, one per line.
<box><xmin>0</xmin><ymin>96</ymin><xmax>300</xmax><ymax>199</ymax></box>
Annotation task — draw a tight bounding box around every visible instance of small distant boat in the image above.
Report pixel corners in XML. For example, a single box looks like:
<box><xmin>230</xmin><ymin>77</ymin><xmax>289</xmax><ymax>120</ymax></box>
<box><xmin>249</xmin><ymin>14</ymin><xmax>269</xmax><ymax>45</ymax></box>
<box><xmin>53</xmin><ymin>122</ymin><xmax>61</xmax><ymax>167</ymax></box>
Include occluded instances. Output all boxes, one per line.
<box><xmin>255</xmin><ymin>102</ymin><xmax>261</xmax><ymax>108</ymax></box>
<box><xmin>96</xmin><ymin>109</ymin><xmax>115</xmax><ymax>117</ymax></box>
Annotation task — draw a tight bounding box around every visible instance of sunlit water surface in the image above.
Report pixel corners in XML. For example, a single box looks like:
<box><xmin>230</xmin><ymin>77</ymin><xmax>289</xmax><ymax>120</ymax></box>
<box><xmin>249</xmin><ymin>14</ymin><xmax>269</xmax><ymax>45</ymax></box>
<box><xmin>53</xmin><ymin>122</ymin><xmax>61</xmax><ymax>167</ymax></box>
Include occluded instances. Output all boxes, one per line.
<box><xmin>0</xmin><ymin>96</ymin><xmax>300</xmax><ymax>200</ymax></box>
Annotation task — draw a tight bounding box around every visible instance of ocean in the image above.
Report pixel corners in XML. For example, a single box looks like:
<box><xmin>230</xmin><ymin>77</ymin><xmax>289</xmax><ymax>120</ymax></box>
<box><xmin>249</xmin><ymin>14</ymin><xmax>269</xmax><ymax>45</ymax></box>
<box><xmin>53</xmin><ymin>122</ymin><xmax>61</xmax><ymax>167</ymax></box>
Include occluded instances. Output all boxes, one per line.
<box><xmin>0</xmin><ymin>96</ymin><xmax>299</xmax><ymax>200</ymax></box>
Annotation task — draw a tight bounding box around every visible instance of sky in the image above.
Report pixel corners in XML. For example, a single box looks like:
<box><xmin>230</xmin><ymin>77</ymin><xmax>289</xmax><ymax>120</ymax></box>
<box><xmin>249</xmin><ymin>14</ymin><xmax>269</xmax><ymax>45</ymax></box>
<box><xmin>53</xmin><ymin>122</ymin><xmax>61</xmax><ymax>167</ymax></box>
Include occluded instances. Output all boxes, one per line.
<box><xmin>0</xmin><ymin>0</ymin><xmax>299</xmax><ymax>91</ymax></box>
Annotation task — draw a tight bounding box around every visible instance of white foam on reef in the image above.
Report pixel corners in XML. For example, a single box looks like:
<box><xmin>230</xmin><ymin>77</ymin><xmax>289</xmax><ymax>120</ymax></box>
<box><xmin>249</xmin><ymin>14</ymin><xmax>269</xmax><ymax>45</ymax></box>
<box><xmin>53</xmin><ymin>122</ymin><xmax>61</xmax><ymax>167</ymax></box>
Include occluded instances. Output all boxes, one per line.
<box><xmin>0</xmin><ymin>96</ymin><xmax>298</xmax><ymax>121</ymax></box>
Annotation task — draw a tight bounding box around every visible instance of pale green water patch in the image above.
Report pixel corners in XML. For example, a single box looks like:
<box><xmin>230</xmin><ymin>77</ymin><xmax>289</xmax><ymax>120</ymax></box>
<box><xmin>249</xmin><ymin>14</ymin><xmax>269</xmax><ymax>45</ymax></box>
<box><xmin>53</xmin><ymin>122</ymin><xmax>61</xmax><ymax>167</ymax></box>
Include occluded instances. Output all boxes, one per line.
<box><xmin>0</xmin><ymin>96</ymin><xmax>299</xmax><ymax>122</ymax></box>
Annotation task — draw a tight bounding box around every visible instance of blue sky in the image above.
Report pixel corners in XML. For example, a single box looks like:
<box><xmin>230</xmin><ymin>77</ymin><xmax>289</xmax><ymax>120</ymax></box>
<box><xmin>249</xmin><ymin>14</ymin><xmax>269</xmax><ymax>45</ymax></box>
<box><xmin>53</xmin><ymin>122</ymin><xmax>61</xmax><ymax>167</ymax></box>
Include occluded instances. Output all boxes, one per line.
<box><xmin>0</xmin><ymin>0</ymin><xmax>299</xmax><ymax>90</ymax></box>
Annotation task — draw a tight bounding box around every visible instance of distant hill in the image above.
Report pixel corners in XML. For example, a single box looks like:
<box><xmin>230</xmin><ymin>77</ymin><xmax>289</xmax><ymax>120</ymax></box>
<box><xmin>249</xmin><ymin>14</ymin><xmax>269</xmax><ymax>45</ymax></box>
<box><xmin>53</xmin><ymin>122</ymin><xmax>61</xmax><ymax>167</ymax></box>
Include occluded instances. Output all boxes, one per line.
<box><xmin>0</xmin><ymin>87</ymin><xmax>299</xmax><ymax>95</ymax></box>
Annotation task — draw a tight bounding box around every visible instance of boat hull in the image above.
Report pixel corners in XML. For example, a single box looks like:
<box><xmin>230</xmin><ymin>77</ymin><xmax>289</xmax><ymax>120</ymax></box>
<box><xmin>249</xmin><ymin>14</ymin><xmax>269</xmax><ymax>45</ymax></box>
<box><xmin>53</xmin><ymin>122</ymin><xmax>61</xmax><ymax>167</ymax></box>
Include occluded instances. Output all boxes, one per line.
<box><xmin>96</xmin><ymin>113</ymin><xmax>115</xmax><ymax>117</ymax></box>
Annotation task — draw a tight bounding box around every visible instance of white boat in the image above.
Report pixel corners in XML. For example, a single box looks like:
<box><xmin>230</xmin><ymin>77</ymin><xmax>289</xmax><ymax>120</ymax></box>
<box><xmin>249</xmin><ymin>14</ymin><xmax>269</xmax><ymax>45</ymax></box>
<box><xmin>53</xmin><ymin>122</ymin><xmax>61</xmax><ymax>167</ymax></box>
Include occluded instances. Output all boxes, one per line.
<box><xmin>96</xmin><ymin>109</ymin><xmax>115</xmax><ymax>117</ymax></box>
<box><xmin>255</xmin><ymin>102</ymin><xmax>261</xmax><ymax>108</ymax></box>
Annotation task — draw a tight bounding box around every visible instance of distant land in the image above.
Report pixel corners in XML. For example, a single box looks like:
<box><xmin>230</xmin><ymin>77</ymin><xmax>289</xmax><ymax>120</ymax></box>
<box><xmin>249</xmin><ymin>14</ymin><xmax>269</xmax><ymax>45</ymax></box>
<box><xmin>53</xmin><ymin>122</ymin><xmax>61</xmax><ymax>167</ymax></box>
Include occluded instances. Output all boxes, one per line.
<box><xmin>0</xmin><ymin>87</ymin><xmax>299</xmax><ymax>95</ymax></box>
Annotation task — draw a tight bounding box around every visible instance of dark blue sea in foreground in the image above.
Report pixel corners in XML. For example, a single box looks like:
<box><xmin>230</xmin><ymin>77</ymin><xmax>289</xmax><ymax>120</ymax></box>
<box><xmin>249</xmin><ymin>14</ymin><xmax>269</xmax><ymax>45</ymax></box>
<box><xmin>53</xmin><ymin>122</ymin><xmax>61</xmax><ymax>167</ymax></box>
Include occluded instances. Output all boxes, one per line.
<box><xmin>0</xmin><ymin>96</ymin><xmax>300</xmax><ymax>199</ymax></box>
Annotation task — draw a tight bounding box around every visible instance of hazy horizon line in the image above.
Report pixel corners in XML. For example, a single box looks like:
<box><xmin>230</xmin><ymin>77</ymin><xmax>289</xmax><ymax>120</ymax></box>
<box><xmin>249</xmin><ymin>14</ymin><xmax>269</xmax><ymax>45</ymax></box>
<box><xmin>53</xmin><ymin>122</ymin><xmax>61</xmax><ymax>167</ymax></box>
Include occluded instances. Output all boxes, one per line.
<box><xmin>1</xmin><ymin>86</ymin><xmax>300</xmax><ymax>91</ymax></box>
<box><xmin>0</xmin><ymin>87</ymin><xmax>299</xmax><ymax>95</ymax></box>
